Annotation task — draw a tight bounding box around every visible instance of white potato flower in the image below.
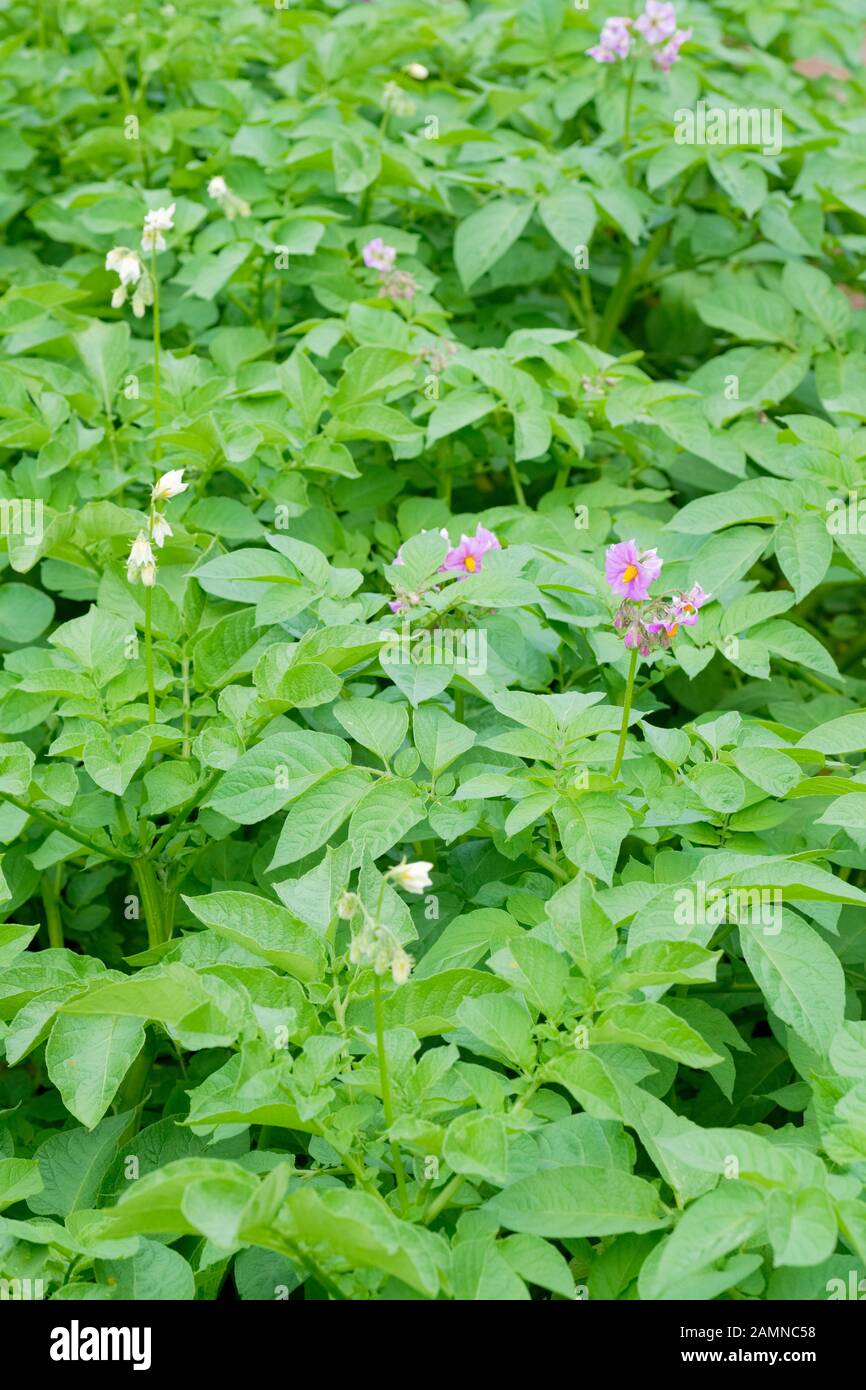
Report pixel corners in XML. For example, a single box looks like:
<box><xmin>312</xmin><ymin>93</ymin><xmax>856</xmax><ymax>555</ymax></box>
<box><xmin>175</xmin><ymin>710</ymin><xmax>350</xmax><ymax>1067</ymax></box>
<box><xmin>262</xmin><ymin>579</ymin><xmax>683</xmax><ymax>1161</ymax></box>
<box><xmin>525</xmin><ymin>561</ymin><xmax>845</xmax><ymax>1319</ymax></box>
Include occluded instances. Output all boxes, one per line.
<box><xmin>389</xmin><ymin>860</ymin><xmax>433</xmax><ymax>893</ymax></box>
<box><xmin>141</xmin><ymin>203</ymin><xmax>176</xmax><ymax>253</ymax></box>
<box><xmin>151</xmin><ymin>513</ymin><xmax>173</xmax><ymax>548</ymax></box>
<box><xmin>106</xmin><ymin>247</ymin><xmax>143</xmax><ymax>286</ymax></box>
<box><xmin>151</xmin><ymin>468</ymin><xmax>187</xmax><ymax>503</ymax></box>
<box><xmin>390</xmin><ymin>948</ymin><xmax>413</xmax><ymax>985</ymax></box>
<box><xmin>127</xmin><ymin>532</ymin><xmax>157</xmax><ymax>584</ymax></box>
<box><xmin>337</xmin><ymin>891</ymin><xmax>361</xmax><ymax>921</ymax></box>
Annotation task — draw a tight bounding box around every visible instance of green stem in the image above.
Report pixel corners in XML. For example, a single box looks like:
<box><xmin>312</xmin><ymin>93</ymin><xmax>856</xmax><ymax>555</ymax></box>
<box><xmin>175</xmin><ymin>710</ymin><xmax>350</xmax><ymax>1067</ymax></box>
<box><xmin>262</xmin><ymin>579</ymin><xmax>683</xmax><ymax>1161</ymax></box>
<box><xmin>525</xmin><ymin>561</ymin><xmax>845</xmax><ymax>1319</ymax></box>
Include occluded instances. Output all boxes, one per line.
<box><xmin>151</xmin><ymin>248</ymin><xmax>161</xmax><ymax>453</ymax></box>
<box><xmin>133</xmin><ymin>857</ymin><xmax>165</xmax><ymax>949</ymax></box>
<box><xmin>597</xmin><ymin>248</ymin><xmax>634</xmax><ymax>351</ymax></box>
<box><xmin>3</xmin><ymin>795</ymin><xmax>132</xmax><ymax>861</ymax></box>
<box><xmin>612</xmin><ymin>646</ymin><xmax>639</xmax><ymax>781</ymax></box>
<box><xmin>507</xmin><ymin>455</ymin><xmax>526</xmax><ymax>507</ymax></box>
<box><xmin>622</xmin><ymin>64</ymin><xmax>636</xmax><ymax>175</ymax></box>
<box><xmin>41</xmin><ymin>867</ymin><xmax>64</xmax><ymax>949</ymax></box>
<box><xmin>373</xmin><ymin>973</ymin><xmax>410</xmax><ymax>1217</ymax></box>
<box><xmin>424</xmin><ymin>1172</ymin><xmax>465</xmax><ymax>1225</ymax></box>
<box><xmin>144</xmin><ymin>500</ymin><xmax>156</xmax><ymax>724</ymax></box>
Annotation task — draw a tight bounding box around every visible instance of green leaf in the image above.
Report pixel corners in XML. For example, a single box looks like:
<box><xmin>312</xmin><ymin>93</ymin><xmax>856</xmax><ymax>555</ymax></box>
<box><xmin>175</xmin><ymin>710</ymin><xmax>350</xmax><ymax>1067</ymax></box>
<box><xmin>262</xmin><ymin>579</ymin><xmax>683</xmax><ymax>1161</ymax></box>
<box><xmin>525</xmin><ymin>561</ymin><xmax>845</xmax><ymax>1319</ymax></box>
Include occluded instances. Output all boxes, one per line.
<box><xmin>28</xmin><ymin>1111</ymin><xmax>134</xmax><ymax>1217</ymax></box>
<box><xmin>204</xmin><ymin>731</ymin><xmax>350</xmax><ymax>824</ymax></box>
<box><xmin>774</xmin><ymin>513</ymin><xmax>833</xmax><ymax>602</ymax></box>
<box><xmin>554</xmin><ymin>795</ymin><xmax>631</xmax><ymax>885</ymax></box>
<box><xmin>182</xmin><ymin>891</ymin><xmax>326</xmax><ymax>982</ymax></box>
<box><xmin>739</xmin><ymin>909</ymin><xmax>845</xmax><ymax>1055</ymax></box>
<box><xmin>594</xmin><ymin>1002</ymin><xmax>724</xmax><ymax>1068</ymax></box>
<box><xmin>485</xmin><ymin>1166</ymin><xmax>669</xmax><ymax>1238</ymax></box>
<box><xmin>454</xmin><ymin>199</ymin><xmax>534</xmax><ymax>289</ymax></box>
<box><xmin>443</xmin><ymin>1112</ymin><xmax>509</xmax><ymax>1185</ymax></box>
<box><xmin>696</xmin><ymin>283</ymin><xmax>797</xmax><ymax>346</ymax></box>
<box><xmin>333</xmin><ymin>698</ymin><xmax>408</xmax><ymax>762</ymax></box>
<box><xmin>46</xmin><ymin>1015</ymin><xmax>145</xmax><ymax>1128</ymax></box>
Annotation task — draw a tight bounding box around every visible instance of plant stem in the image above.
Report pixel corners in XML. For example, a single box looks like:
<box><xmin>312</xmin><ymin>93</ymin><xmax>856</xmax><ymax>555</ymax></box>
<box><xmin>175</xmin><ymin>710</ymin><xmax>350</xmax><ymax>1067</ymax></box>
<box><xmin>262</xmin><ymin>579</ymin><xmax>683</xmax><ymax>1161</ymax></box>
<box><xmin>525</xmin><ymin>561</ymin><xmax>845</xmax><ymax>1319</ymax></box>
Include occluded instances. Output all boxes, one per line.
<box><xmin>622</xmin><ymin>64</ymin><xmax>636</xmax><ymax>177</ymax></box>
<box><xmin>151</xmin><ymin>247</ymin><xmax>161</xmax><ymax>449</ymax></box>
<box><xmin>133</xmin><ymin>857</ymin><xmax>165</xmax><ymax>948</ymax></box>
<box><xmin>424</xmin><ymin>1172</ymin><xmax>465</xmax><ymax>1225</ymax></box>
<box><xmin>3</xmin><ymin>795</ymin><xmax>132</xmax><ymax>861</ymax></box>
<box><xmin>612</xmin><ymin>645</ymin><xmax>639</xmax><ymax>781</ymax></box>
<box><xmin>372</xmin><ymin>973</ymin><xmax>410</xmax><ymax>1217</ymax></box>
<box><xmin>507</xmin><ymin>455</ymin><xmax>526</xmax><ymax>507</ymax></box>
<box><xmin>41</xmin><ymin>867</ymin><xmax>64</xmax><ymax>949</ymax></box>
<box><xmin>597</xmin><ymin>247</ymin><xmax>634</xmax><ymax>351</ymax></box>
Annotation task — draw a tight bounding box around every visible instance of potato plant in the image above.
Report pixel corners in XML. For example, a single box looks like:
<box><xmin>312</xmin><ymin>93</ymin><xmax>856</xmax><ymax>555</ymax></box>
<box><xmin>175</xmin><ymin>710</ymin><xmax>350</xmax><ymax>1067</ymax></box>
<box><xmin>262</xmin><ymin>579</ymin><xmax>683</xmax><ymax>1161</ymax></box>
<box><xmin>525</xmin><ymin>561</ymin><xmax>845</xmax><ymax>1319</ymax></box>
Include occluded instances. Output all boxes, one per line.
<box><xmin>0</xmin><ymin>0</ymin><xmax>866</xmax><ymax>1304</ymax></box>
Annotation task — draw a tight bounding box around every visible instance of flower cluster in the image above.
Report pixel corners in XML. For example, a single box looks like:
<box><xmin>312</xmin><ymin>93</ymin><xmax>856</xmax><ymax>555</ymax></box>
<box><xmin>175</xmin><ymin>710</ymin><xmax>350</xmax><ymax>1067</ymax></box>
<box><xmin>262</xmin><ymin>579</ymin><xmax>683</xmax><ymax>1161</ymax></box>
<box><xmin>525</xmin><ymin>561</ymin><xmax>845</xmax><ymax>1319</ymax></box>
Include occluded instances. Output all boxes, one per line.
<box><xmin>338</xmin><ymin>861</ymin><xmax>432</xmax><ymax>986</ymax></box>
<box><xmin>418</xmin><ymin>339</ymin><xmax>458</xmax><ymax>374</ymax></box>
<box><xmin>382</xmin><ymin>80</ymin><xmax>416</xmax><ymax>117</ymax></box>
<box><xmin>106</xmin><ymin>203</ymin><xmax>175</xmax><ymax>316</ymax></box>
<box><xmin>606</xmin><ymin>539</ymin><xmax>709</xmax><ymax>656</ymax></box>
<box><xmin>361</xmin><ymin>238</ymin><xmax>418</xmax><ymax>301</ymax></box>
<box><xmin>127</xmin><ymin>468</ymin><xmax>188</xmax><ymax>587</ymax></box>
<box><xmin>207</xmin><ymin>176</ymin><xmax>250</xmax><ymax>220</ymax></box>
<box><xmin>389</xmin><ymin>523</ymin><xmax>500</xmax><ymax>612</ymax></box>
<box><xmin>587</xmin><ymin>3</ymin><xmax>692</xmax><ymax>71</ymax></box>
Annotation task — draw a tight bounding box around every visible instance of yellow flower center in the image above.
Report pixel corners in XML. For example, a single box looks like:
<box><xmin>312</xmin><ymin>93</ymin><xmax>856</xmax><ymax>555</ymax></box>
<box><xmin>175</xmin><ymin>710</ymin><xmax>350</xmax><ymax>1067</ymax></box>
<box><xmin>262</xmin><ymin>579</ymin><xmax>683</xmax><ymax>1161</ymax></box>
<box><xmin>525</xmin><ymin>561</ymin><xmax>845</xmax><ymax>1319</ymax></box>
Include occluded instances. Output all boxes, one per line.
<box><xmin>622</xmin><ymin>563</ymin><xmax>639</xmax><ymax>582</ymax></box>
<box><xmin>668</xmin><ymin>622</ymin><xmax>679</xmax><ymax>637</ymax></box>
<box><xmin>464</xmin><ymin>555</ymin><xmax>477</xmax><ymax>572</ymax></box>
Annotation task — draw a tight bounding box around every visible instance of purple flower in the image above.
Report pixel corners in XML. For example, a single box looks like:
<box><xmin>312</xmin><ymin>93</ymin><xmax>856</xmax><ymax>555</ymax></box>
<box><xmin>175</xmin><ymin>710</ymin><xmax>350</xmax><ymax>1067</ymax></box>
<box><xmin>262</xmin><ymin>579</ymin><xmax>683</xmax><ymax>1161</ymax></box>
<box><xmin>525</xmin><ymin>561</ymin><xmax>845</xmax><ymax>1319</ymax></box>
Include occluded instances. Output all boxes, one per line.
<box><xmin>362</xmin><ymin>237</ymin><xmax>396</xmax><ymax>272</ymax></box>
<box><xmin>587</xmin><ymin>16</ymin><xmax>633</xmax><ymax>63</ymax></box>
<box><xmin>605</xmin><ymin>539</ymin><xmax>662</xmax><ymax>601</ymax></box>
<box><xmin>635</xmin><ymin>1</ymin><xmax>677</xmax><ymax>45</ymax></box>
<box><xmin>671</xmin><ymin>583</ymin><xmax>710</xmax><ymax>629</ymax></box>
<box><xmin>654</xmin><ymin>26</ymin><xmax>691</xmax><ymax>71</ymax></box>
<box><xmin>441</xmin><ymin>524</ymin><xmax>500</xmax><ymax>576</ymax></box>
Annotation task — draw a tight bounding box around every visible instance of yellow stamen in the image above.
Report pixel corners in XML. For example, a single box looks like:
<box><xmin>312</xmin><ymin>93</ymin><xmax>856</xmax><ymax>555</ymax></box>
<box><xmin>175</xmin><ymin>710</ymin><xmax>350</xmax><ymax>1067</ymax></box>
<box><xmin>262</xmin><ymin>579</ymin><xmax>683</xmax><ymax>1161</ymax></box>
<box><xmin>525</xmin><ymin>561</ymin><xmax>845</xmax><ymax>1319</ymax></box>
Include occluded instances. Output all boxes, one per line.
<box><xmin>622</xmin><ymin>563</ymin><xmax>639</xmax><ymax>582</ymax></box>
<box><xmin>668</xmin><ymin>623</ymin><xmax>679</xmax><ymax>637</ymax></box>
<box><xmin>464</xmin><ymin>555</ymin><xmax>477</xmax><ymax>572</ymax></box>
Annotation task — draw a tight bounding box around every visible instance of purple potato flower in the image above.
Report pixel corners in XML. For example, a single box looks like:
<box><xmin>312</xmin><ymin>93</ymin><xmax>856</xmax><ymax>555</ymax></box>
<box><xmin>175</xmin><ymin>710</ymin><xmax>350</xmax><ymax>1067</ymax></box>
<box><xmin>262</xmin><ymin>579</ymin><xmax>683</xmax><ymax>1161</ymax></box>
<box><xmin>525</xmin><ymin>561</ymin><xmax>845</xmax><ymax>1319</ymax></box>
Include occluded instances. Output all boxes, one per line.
<box><xmin>441</xmin><ymin>524</ymin><xmax>501</xmax><ymax>576</ymax></box>
<box><xmin>363</xmin><ymin>237</ymin><xmax>397</xmax><ymax>272</ymax></box>
<box><xmin>587</xmin><ymin>16</ymin><xmax>633</xmax><ymax>63</ymax></box>
<box><xmin>635</xmin><ymin>1</ymin><xmax>677</xmax><ymax>45</ymax></box>
<box><xmin>605</xmin><ymin>539</ymin><xmax>663</xmax><ymax>600</ymax></box>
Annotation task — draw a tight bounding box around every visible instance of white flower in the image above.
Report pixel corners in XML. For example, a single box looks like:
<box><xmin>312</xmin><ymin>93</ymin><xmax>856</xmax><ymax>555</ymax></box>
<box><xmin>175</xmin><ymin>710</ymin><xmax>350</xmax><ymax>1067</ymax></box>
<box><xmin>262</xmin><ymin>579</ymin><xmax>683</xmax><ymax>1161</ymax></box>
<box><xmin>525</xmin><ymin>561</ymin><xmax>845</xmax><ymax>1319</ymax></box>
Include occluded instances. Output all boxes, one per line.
<box><xmin>337</xmin><ymin>890</ymin><xmax>360</xmax><ymax>921</ymax></box>
<box><xmin>141</xmin><ymin>203</ymin><xmax>176</xmax><ymax>253</ymax></box>
<box><xmin>349</xmin><ymin>935</ymin><xmax>365</xmax><ymax>964</ymax></box>
<box><xmin>382</xmin><ymin>81</ymin><xmax>416</xmax><ymax>117</ymax></box>
<box><xmin>151</xmin><ymin>468</ymin><xmax>187</xmax><ymax>503</ymax></box>
<box><xmin>106</xmin><ymin>247</ymin><xmax>142</xmax><ymax>286</ymax></box>
<box><xmin>389</xmin><ymin>860</ymin><xmax>433</xmax><ymax>893</ymax></box>
<box><xmin>127</xmin><ymin>532</ymin><xmax>156</xmax><ymax>584</ymax></box>
<box><xmin>131</xmin><ymin>278</ymin><xmax>153</xmax><ymax>318</ymax></box>
<box><xmin>404</xmin><ymin>63</ymin><xmax>429</xmax><ymax>80</ymax></box>
<box><xmin>111</xmin><ymin>286</ymin><xmax>128</xmax><ymax>309</ymax></box>
<box><xmin>151</xmin><ymin>513</ymin><xmax>173</xmax><ymax>548</ymax></box>
<box><xmin>207</xmin><ymin>176</ymin><xmax>251</xmax><ymax>221</ymax></box>
<box><xmin>390</xmin><ymin>948</ymin><xmax>413</xmax><ymax>985</ymax></box>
